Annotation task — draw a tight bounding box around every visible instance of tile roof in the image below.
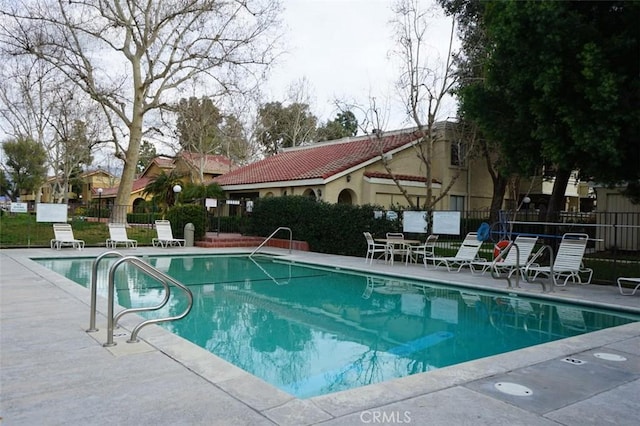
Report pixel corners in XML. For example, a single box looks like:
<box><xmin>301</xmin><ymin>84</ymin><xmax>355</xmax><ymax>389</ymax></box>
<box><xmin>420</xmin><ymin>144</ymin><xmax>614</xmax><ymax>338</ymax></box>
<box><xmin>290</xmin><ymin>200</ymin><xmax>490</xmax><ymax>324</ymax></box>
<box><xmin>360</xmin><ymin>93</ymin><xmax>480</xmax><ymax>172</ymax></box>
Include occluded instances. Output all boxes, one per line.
<box><xmin>180</xmin><ymin>152</ymin><xmax>237</xmax><ymax>174</ymax></box>
<box><xmin>214</xmin><ymin>129</ymin><xmax>424</xmax><ymax>186</ymax></box>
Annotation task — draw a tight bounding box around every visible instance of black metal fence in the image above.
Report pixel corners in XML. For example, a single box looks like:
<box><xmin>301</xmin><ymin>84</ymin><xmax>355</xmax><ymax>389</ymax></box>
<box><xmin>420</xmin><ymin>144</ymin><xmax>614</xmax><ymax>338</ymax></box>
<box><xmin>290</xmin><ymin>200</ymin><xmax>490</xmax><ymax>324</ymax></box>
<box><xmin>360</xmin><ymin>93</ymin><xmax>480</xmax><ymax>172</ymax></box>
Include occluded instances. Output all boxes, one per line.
<box><xmin>1</xmin><ymin>205</ymin><xmax>638</xmax><ymax>285</ymax></box>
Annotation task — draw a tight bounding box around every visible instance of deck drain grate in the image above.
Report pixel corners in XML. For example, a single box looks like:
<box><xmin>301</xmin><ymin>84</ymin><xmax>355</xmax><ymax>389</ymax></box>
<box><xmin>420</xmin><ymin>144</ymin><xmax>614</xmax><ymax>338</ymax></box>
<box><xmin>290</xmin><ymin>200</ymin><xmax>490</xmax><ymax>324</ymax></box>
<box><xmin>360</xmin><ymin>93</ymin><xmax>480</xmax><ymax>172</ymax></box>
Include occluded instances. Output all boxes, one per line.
<box><xmin>594</xmin><ymin>352</ymin><xmax>627</xmax><ymax>362</ymax></box>
<box><xmin>494</xmin><ymin>382</ymin><xmax>532</xmax><ymax>396</ymax></box>
<box><xmin>112</xmin><ymin>332</ymin><xmax>128</xmax><ymax>338</ymax></box>
<box><xmin>561</xmin><ymin>357</ymin><xmax>586</xmax><ymax>365</ymax></box>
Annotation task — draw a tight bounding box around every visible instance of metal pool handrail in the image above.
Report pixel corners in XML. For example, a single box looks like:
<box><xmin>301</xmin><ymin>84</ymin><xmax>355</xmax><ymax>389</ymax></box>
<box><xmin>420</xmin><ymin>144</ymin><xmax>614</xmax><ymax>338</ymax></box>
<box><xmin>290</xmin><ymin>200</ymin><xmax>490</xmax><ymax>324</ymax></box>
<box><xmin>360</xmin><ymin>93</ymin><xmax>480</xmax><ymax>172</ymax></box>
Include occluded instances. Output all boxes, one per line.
<box><xmin>88</xmin><ymin>250</ymin><xmax>125</xmax><ymax>332</ymax></box>
<box><xmin>490</xmin><ymin>242</ymin><xmax>549</xmax><ymax>293</ymax></box>
<box><xmin>249</xmin><ymin>226</ymin><xmax>292</xmax><ymax>257</ymax></box>
<box><xmin>103</xmin><ymin>255</ymin><xmax>193</xmax><ymax>347</ymax></box>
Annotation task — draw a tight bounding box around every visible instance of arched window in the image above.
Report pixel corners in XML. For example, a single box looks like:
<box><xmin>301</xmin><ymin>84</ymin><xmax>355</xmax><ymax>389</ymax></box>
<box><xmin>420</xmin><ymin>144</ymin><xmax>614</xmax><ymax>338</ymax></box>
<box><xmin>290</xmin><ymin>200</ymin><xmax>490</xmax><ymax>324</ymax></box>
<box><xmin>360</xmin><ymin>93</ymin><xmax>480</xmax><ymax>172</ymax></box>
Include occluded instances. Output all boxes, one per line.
<box><xmin>338</xmin><ymin>189</ymin><xmax>355</xmax><ymax>205</ymax></box>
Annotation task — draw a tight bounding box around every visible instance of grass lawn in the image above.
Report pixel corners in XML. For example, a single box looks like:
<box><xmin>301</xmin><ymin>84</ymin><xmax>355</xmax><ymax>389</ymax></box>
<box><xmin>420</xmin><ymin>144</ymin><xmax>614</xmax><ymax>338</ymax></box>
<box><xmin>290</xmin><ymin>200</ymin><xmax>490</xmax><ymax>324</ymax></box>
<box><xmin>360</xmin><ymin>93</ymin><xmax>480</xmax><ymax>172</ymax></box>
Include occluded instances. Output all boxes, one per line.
<box><xmin>0</xmin><ymin>213</ymin><xmax>156</xmax><ymax>248</ymax></box>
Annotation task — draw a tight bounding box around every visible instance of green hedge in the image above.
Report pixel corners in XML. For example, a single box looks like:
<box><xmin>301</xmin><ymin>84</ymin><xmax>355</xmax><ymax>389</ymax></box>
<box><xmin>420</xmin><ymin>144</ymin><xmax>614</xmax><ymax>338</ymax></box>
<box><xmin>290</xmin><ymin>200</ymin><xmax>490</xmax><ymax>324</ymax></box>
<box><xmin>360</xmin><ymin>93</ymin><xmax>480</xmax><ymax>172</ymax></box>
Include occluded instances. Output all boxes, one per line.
<box><xmin>166</xmin><ymin>204</ymin><xmax>206</xmax><ymax>239</ymax></box>
<box><xmin>248</xmin><ymin>195</ymin><xmax>402</xmax><ymax>256</ymax></box>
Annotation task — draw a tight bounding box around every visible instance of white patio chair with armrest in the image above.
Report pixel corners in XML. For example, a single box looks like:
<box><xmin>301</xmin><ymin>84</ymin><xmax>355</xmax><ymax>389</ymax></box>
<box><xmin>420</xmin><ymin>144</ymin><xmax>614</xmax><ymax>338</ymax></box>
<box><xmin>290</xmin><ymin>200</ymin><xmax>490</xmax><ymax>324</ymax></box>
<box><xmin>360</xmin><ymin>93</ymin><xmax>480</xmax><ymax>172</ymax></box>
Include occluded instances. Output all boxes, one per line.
<box><xmin>363</xmin><ymin>232</ymin><xmax>388</xmax><ymax>264</ymax></box>
<box><xmin>152</xmin><ymin>220</ymin><xmax>185</xmax><ymax>248</ymax></box>
<box><xmin>470</xmin><ymin>236</ymin><xmax>538</xmax><ymax>277</ymax></box>
<box><xmin>425</xmin><ymin>232</ymin><xmax>485</xmax><ymax>272</ymax></box>
<box><xmin>51</xmin><ymin>223</ymin><xmax>85</xmax><ymax>250</ymax></box>
<box><xmin>106</xmin><ymin>223</ymin><xmax>138</xmax><ymax>248</ymax></box>
<box><xmin>385</xmin><ymin>232</ymin><xmax>411</xmax><ymax>264</ymax></box>
<box><xmin>524</xmin><ymin>233</ymin><xmax>592</xmax><ymax>286</ymax></box>
<box><xmin>617</xmin><ymin>277</ymin><xmax>640</xmax><ymax>296</ymax></box>
<box><xmin>406</xmin><ymin>235</ymin><xmax>439</xmax><ymax>265</ymax></box>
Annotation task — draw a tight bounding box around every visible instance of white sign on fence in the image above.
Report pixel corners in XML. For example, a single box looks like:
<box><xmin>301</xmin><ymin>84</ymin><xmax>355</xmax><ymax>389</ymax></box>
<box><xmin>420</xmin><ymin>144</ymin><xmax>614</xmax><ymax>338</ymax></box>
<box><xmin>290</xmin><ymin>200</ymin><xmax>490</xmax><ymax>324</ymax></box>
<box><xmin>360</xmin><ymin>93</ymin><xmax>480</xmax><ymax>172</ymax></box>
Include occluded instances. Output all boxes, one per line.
<box><xmin>432</xmin><ymin>211</ymin><xmax>461</xmax><ymax>235</ymax></box>
<box><xmin>36</xmin><ymin>203</ymin><xmax>68</xmax><ymax>223</ymax></box>
<box><xmin>205</xmin><ymin>198</ymin><xmax>217</xmax><ymax>208</ymax></box>
<box><xmin>10</xmin><ymin>202</ymin><xmax>28</xmax><ymax>213</ymax></box>
<box><xmin>403</xmin><ymin>211</ymin><xmax>428</xmax><ymax>233</ymax></box>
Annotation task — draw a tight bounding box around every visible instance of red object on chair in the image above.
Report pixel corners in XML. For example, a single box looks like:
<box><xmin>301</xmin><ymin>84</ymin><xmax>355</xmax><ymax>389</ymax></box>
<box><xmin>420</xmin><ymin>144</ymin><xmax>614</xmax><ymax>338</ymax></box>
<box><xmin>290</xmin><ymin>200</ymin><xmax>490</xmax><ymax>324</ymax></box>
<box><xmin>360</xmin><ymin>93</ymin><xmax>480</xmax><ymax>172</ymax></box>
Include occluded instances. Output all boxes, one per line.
<box><xmin>494</xmin><ymin>240</ymin><xmax>510</xmax><ymax>261</ymax></box>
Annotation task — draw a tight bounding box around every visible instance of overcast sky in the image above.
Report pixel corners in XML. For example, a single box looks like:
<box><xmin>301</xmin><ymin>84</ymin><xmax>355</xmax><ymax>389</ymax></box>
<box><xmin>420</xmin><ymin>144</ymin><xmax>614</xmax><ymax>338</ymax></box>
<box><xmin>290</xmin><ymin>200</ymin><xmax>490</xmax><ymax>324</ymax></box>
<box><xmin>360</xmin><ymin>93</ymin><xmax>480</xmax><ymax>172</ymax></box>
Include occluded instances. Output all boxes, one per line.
<box><xmin>265</xmin><ymin>0</ymin><xmax>460</xmax><ymax>130</ymax></box>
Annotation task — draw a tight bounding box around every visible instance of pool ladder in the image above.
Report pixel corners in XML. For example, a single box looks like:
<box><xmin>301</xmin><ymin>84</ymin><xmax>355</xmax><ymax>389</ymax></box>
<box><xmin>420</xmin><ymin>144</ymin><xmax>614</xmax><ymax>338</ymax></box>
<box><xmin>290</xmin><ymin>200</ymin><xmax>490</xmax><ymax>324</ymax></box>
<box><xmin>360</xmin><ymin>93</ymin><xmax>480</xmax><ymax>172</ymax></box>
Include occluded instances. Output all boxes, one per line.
<box><xmin>86</xmin><ymin>251</ymin><xmax>193</xmax><ymax>347</ymax></box>
<box><xmin>249</xmin><ymin>226</ymin><xmax>293</xmax><ymax>257</ymax></box>
<box><xmin>490</xmin><ymin>242</ymin><xmax>549</xmax><ymax>293</ymax></box>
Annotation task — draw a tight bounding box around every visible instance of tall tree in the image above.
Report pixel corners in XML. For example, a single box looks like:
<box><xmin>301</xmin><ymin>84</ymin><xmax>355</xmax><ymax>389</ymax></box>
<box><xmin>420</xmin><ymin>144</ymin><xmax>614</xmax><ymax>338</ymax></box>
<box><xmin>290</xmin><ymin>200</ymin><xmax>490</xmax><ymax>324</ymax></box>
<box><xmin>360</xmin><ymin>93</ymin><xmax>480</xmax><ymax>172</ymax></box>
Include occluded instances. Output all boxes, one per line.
<box><xmin>1</xmin><ymin>137</ymin><xmax>47</xmax><ymax>201</ymax></box>
<box><xmin>460</xmin><ymin>1</ymin><xmax>640</xmax><ymax>215</ymax></box>
<box><xmin>1</xmin><ymin>0</ymin><xmax>282</xmax><ymax>221</ymax></box>
<box><xmin>175</xmin><ymin>97</ymin><xmax>223</xmax><ymax>154</ymax></box>
<box><xmin>316</xmin><ymin>111</ymin><xmax>358</xmax><ymax>142</ymax></box>
<box><xmin>137</xmin><ymin>140</ymin><xmax>157</xmax><ymax>174</ymax></box>
<box><xmin>388</xmin><ymin>0</ymin><xmax>474</xmax><ymax>212</ymax></box>
<box><xmin>439</xmin><ymin>0</ymin><xmax>515</xmax><ymax>223</ymax></box>
<box><xmin>256</xmin><ymin>102</ymin><xmax>318</xmax><ymax>155</ymax></box>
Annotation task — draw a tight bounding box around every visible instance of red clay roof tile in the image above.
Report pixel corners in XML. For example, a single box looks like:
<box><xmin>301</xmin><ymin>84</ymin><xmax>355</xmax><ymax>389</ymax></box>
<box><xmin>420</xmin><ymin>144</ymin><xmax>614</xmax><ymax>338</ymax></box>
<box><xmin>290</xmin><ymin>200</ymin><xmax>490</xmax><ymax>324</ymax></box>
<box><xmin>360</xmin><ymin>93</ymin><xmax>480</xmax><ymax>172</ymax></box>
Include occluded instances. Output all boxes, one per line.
<box><xmin>215</xmin><ymin>130</ymin><xmax>423</xmax><ymax>186</ymax></box>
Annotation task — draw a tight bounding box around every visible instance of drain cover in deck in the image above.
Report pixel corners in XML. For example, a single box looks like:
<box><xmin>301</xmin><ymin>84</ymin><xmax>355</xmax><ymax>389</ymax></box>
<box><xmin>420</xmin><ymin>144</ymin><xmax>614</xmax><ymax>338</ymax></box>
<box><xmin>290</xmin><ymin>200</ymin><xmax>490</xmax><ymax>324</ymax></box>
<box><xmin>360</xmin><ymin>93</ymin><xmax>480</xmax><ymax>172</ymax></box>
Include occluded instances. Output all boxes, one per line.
<box><xmin>494</xmin><ymin>382</ymin><xmax>533</xmax><ymax>396</ymax></box>
<box><xmin>593</xmin><ymin>352</ymin><xmax>627</xmax><ymax>361</ymax></box>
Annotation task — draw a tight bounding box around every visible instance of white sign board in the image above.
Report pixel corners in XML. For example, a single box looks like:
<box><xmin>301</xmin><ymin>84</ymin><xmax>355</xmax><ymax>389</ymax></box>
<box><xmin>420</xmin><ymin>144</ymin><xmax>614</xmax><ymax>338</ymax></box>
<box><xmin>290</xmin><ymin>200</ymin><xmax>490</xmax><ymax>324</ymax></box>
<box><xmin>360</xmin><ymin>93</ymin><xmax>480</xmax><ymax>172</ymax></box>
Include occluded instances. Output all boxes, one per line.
<box><xmin>36</xmin><ymin>203</ymin><xmax>68</xmax><ymax>223</ymax></box>
<box><xmin>226</xmin><ymin>199</ymin><xmax>241</xmax><ymax>205</ymax></box>
<box><xmin>432</xmin><ymin>211</ymin><xmax>461</xmax><ymax>235</ymax></box>
<box><xmin>403</xmin><ymin>211</ymin><xmax>428</xmax><ymax>233</ymax></box>
<box><xmin>10</xmin><ymin>202</ymin><xmax>28</xmax><ymax>213</ymax></box>
<box><xmin>205</xmin><ymin>198</ymin><xmax>217</xmax><ymax>208</ymax></box>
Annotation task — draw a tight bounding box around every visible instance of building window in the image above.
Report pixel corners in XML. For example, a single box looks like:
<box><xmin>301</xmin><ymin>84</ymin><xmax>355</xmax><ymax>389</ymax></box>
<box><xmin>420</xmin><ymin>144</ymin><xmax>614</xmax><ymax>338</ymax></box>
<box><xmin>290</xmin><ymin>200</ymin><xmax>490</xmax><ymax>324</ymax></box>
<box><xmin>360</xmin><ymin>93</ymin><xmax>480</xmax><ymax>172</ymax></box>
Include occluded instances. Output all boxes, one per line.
<box><xmin>450</xmin><ymin>140</ymin><xmax>465</xmax><ymax>166</ymax></box>
<box><xmin>450</xmin><ymin>195</ymin><xmax>465</xmax><ymax>212</ymax></box>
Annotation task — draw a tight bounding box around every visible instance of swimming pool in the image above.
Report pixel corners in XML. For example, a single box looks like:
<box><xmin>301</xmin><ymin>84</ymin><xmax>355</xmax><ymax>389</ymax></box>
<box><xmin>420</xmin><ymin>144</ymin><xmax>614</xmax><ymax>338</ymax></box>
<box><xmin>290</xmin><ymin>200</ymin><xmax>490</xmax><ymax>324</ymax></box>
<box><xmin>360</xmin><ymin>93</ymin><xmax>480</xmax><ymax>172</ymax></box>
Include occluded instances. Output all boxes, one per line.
<box><xmin>35</xmin><ymin>254</ymin><xmax>639</xmax><ymax>399</ymax></box>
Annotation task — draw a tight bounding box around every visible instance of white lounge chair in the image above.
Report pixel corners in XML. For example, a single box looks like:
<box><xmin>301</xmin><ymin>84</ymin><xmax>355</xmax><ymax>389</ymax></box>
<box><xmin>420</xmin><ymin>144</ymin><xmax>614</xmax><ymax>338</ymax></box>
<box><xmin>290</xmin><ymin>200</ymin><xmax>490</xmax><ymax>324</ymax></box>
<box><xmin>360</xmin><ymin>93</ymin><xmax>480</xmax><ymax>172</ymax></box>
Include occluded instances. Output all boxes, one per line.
<box><xmin>406</xmin><ymin>234</ymin><xmax>438</xmax><ymax>265</ymax></box>
<box><xmin>152</xmin><ymin>220</ymin><xmax>185</xmax><ymax>248</ymax></box>
<box><xmin>470</xmin><ymin>236</ymin><xmax>538</xmax><ymax>277</ymax></box>
<box><xmin>425</xmin><ymin>232</ymin><xmax>485</xmax><ymax>272</ymax></box>
<box><xmin>617</xmin><ymin>277</ymin><xmax>640</xmax><ymax>296</ymax></box>
<box><xmin>106</xmin><ymin>223</ymin><xmax>138</xmax><ymax>248</ymax></box>
<box><xmin>363</xmin><ymin>232</ymin><xmax>388</xmax><ymax>264</ymax></box>
<box><xmin>50</xmin><ymin>223</ymin><xmax>85</xmax><ymax>250</ymax></box>
<box><xmin>525</xmin><ymin>233</ymin><xmax>593</xmax><ymax>286</ymax></box>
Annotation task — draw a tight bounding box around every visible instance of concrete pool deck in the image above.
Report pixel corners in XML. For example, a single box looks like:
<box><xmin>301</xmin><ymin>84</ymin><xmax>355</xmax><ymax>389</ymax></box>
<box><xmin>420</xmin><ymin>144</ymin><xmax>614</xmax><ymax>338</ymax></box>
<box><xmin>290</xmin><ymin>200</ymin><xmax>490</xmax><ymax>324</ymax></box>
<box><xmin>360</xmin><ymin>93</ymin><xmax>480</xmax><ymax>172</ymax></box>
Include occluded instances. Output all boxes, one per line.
<box><xmin>1</xmin><ymin>246</ymin><xmax>639</xmax><ymax>425</ymax></box>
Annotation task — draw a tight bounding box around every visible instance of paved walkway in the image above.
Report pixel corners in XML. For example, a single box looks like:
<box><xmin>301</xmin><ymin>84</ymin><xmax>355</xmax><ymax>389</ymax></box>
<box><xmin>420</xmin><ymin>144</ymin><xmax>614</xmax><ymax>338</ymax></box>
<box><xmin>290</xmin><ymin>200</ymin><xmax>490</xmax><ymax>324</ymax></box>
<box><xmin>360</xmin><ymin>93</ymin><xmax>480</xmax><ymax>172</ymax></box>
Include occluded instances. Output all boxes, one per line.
<box><xmin>1</xmin><ymin>247</ymin><xmax>639</xmax><ymax>425</ymax></box>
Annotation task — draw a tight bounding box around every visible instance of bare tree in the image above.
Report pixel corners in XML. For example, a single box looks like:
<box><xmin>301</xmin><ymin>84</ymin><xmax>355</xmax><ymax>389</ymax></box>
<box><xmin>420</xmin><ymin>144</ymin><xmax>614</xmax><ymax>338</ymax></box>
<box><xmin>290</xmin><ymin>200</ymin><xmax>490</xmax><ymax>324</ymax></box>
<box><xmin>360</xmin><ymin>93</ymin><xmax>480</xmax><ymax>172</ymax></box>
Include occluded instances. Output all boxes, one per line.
<box><xmin>0</xmin><ymin>0</ymin><xmax>282</xmax><ymax>221</ymax></box>
<box><xmin>390</xmin><ymin>0</ymin><xmax>475</xmax><ymax>212</ymax></box>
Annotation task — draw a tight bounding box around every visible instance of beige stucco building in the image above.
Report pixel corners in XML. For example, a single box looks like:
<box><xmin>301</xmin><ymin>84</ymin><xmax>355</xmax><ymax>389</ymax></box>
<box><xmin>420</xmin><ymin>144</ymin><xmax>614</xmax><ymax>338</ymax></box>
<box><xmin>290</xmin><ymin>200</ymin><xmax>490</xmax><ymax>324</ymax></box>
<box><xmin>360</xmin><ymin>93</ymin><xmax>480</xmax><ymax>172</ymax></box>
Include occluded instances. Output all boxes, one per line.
<box><xmin>215</xmin><ymin>123</ymin><xmax>500</xmax><ymax>211</ymax></box>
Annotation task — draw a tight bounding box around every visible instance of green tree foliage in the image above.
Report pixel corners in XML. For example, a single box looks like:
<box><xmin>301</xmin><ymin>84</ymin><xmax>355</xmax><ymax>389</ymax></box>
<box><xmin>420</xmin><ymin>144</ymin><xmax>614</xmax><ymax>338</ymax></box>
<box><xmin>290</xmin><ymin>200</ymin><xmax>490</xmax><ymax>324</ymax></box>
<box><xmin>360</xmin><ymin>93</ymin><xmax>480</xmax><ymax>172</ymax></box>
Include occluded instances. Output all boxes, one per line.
<box><xmin>0</xmin><ymin>169</ymin><xmax>12</xmax><ymax>200</ymax></box>
<box><xmin>256</xmin><ymin>102</ymin><xmax>318</xmax><ymax>155</ymax></box>
<box><xmin>142</xmin><ymin>171</ymin><xmax>184</xmax><ymax>212</ymax></box>
<box><xmin>137</xmin><ymin>141</ymin><xmax>157</xmax><ymax>174</ymax></box>
<box><xmin>175</xmin><ymin>97</ymin><xmax>223</xmax><ymax>153</ymax></box>
<box><xmin>1</xmin><ymin>137</ymin><xmax>47</xmax><ymax>200</ymax></box>
<box><xmin>316</xmin><ymin>111</ymin><xmax>358</xmax><ymax>142</ymax></box>
<box><xmin>456</xmin><ymin>0</ymin><xmax>640</xmax><ymax>211</ymax></box>
<box><xmin>179</xmin><ymin>182</ymin><xmax>224</xmax><ymax>202</ymax></box>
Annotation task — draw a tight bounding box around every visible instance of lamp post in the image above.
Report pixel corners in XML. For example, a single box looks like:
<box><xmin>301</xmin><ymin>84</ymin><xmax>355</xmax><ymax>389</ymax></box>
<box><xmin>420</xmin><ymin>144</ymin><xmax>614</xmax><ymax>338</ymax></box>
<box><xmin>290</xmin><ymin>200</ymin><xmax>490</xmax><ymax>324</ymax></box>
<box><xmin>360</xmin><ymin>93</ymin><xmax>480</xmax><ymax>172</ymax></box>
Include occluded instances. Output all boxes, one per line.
<box><xmin>172</xmin><ymin>184</ymin><xmax>182</xmax><ymax>206</ymax></box>
<box><xmin>97</xmin><ymin>188</ymin><xmax>103</xmax><ymax>222</ymax></box>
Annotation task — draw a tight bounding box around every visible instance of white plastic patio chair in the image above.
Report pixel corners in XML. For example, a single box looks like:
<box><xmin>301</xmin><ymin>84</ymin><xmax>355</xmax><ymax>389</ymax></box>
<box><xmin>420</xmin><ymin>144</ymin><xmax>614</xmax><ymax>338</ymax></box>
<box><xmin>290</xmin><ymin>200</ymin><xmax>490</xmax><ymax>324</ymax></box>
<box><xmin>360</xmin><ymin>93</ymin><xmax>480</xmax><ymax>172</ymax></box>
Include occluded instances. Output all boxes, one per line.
<box><xmin>617</xmin><ymin>277</ymin><xmax>640</xmax><ymax>296</ymax></box>
<box><xmin>363</xmin><ymin>232</ymin><xmax>388</xmax><ymax>264</ymax></box>
<box><xmin>106</xmin><ymin>223</ymin><xmax>138</xmax><ymax>248</ymax></box>
<box><xmin>385</xmin><ymin>232</ymin><xmax>411</xmax><ymax>264</ymax></box>
<box><xmin>470</xmin><ymin>236</ymin><xmax>538</xmax><ymax>277</ymax></box>
<box><xmin>152</xmin><ymin>220</ymin><xmax>185</xmax><ymax>248</ymax></box>
<box><xmin>50</xmin><ymin>223</ymin><xmax>85</xmax><ymax>250</ymax></box>
<box><xmin>406</xmin><ymin>234</ymin><xmax>439</xmax><ymax>265</ymax></box>
<box><xmin>524</xmin><ymin>233</ymin><xmax>593</xmax><ymax>286</ymax></box>
<box><xmin>425</xmin><ymin>232</ymin><xmax>485</xmax><ymax>272</ymax></box>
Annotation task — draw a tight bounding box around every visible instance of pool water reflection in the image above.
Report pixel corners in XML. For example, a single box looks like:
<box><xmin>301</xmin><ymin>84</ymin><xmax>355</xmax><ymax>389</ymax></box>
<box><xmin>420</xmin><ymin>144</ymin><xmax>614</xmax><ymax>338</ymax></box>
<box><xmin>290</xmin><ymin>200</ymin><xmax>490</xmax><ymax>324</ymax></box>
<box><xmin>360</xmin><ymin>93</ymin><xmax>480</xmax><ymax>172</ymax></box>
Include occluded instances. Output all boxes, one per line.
<box><xmin>35</xmin><ymin>255</ymin><xmax>638</xmax><ymax>398</ymax></box>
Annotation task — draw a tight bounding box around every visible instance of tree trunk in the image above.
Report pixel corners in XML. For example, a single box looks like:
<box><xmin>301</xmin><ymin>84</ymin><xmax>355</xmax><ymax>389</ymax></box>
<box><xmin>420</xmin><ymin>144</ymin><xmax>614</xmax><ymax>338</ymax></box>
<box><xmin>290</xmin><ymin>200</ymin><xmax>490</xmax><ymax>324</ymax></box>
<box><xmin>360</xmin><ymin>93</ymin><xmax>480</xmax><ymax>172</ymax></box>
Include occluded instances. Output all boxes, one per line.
<box><xmin>546</xmin><ymin>167</ymin><xmax>571</xmax><ymax>222</ymax></box>
<box><xmin>489</xmin><ymin>175</ymin><xmax>508</xmax><ymax>224</ymax></box>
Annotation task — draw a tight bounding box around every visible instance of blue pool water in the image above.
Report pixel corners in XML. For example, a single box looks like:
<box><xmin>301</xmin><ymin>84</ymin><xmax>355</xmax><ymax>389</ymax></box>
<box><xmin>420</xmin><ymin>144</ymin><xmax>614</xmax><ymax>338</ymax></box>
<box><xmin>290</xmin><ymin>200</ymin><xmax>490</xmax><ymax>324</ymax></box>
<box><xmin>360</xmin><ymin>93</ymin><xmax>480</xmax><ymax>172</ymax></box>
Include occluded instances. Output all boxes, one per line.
<box><xmin>36</xmin><ymin>254</ymin><xmax>638</xmax><ymax>399</ymax></box>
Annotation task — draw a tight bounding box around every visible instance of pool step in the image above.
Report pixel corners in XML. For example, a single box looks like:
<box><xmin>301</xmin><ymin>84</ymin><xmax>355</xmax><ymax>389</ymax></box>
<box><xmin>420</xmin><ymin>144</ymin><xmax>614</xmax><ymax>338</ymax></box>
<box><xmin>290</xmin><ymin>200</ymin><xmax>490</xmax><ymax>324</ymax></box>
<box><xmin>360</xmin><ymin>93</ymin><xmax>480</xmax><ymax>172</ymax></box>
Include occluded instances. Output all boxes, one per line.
<box><xmin>196</xmin><ymin>233</ymin><xmax>309</xmax><ymax>251</ymax></box>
